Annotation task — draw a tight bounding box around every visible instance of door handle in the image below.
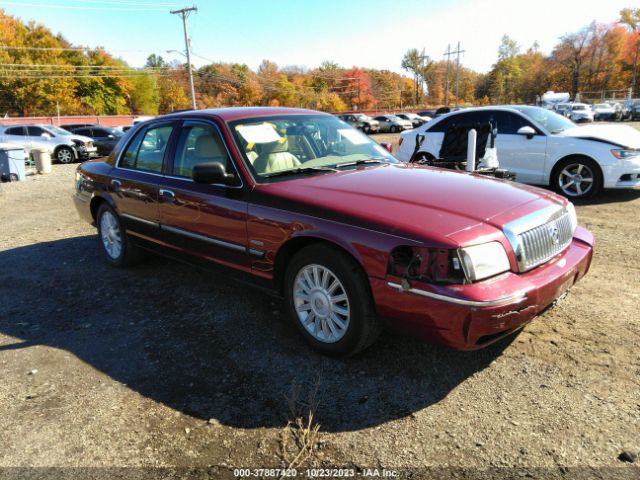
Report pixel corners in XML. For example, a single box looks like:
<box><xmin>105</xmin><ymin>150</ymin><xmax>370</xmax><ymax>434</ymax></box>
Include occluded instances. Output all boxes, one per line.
<box><xmin>159</xmin><ymin>189</ymin><xmax>175</xmax><ymax>200</ymax></box>
<box><xmin>111</xmin><ymin>179</ymin><xmax>121</xmax><ymax>190</ymax></box>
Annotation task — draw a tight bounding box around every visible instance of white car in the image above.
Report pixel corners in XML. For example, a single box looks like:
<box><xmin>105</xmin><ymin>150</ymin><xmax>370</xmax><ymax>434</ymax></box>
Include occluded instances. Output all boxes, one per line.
<box><xmin>592</xmin><ymin>103</ymin><xmax>616</xmax><ymax>121</ymax></box>
<box><xmin>373</xmin><ymin>115</ymin><xmax>413</xmax><ymax>133</ymax></box>
<box><xmin>396</xmin><ymin>106</ymin><xmax>640</xmax><ymax>199</ymax></box>
<box><xmin>567</xmin><ymin>103</ymin><xmax>594</xmax><ymax>123</ymax></box>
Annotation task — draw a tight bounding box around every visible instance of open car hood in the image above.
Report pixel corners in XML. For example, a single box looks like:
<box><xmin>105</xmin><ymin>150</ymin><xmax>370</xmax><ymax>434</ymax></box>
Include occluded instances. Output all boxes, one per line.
<box><xmin>557</xmin><ymin>124</ymin><xmax>640</xmax><ymax>149</ymax></box>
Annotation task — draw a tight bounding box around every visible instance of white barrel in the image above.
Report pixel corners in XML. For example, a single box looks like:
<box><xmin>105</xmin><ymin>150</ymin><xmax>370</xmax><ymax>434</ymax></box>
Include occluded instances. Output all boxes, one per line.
<box><xmin>33</xmin><ymin>149</ymin><xmax>52</xmax><ymax>174</ymax></box>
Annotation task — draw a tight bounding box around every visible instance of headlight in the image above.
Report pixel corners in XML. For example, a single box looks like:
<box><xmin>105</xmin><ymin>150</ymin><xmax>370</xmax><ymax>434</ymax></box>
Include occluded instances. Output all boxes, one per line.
<box><xmin>566</xmin><ymin>201</ymin><xmax>577</xmax><ymax>232</ymax></box>
<box><xmin>611</xmin><ymin>149</ymin><xmax>639</xmax><ymax>159</ymax></box>
<box><xmin>458</xmin><ymin>242</ymin><xmax>510</xmax><ymax>281</ymax></box>
<box><xmin>71</xmin><ymin>139</ymin><xmax>84</xmax><ymax>147</ymax></box>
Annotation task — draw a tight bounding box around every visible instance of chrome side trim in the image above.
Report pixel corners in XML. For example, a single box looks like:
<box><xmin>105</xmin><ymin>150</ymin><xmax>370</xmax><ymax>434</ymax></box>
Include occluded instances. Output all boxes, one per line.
<box><xmin>387</xmin><ymin>282</ymin><xmax>527</xmax><ymax>307</ymax></box>
<box><xmin>120</xmin><ymin>213</ymin><xmax>159</xmax><ymax>228</ymax></box>
<box><xmin>161</xmin><ymin>225</ymin><xmax>246</xmax><ymax>253</ymax></box>
<box><xmin>249</xmin><ymin>248</ymin><xmax>265</xmax><ymax>257</ymax></box>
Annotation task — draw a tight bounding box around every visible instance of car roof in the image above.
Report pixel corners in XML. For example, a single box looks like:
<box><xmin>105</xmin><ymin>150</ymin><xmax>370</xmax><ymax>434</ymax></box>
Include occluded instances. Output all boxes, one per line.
<box><xmin>164</xmin><ymin>107</ymin><xmax>326</xmax><ymax>122</ymax></box>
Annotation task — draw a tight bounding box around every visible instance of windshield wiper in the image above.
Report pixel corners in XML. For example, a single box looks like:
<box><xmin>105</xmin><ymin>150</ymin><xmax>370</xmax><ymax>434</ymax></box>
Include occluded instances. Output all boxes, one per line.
<box><xmin>263</xmin><ymin>166</ymin><xmax>338</xmax><ymax>178</ymax></box>
<box><xmin>333</xmin><ymin>158</ymin><xmax>389</xmax><ymax>169</ymax></box>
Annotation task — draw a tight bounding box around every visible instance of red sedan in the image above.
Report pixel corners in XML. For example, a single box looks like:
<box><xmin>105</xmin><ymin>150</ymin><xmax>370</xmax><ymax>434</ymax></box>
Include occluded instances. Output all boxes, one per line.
<box><xmin>73</xmin><ymin>107</ymin><xmax>594</xmax><ymax>356</ymax></box>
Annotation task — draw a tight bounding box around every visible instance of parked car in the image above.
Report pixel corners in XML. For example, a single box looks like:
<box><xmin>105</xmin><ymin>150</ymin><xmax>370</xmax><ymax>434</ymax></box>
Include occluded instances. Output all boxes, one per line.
<box><xmin>373</xmin><ymin>114</ymin><xmax>413</xmax><ymax>133</ymax></box>
<box><xmin>395</xmin><ymin>113</ymin><xmax>429</xmax><ymax>128</ymax></box>
<box><xmin>627</xmin><ymin>99</ymin><xmax>640</xmax><ymax>120</ymax></box>
<box><xmin>74</xmin><ymin>107</ymin><xmax>593</xmax><ymax>356</ymax></box>
<box><xmin>418</xmin><ymin>109</ymin><xmax>438</xmax><ymax>118</ymax></box>
<box><xmin>618</xmin><ymin>100</ymin><xmax>637</xmax><ymax>121</ymax></box>
<box><xmin>67</xmin><ymin>125</ymin><xmax>125</xmax><ymax>156</ymax></box>
<box><xmin>396</xmin><ymin>105</ymin><xmax>640</xmax><ymax>199</ymax></box>
<box><xmin>0</xmin><ymin>124</ymin><xmax>98</xmax><ymax>163</ymax></box>
<box><xmin>592</xmin><ymin>103</ymin><xmax>616</xmax><ymax>121</ymax></box>
<box><xmin>336</xmin><ymin>114</ymin><xmax>380</xmax><ymax>134</ymax></box>
<box><xmin>553</xmin><ymin>103</ymin><xmax>572</xmax><ymax>117</ymax></box>
<box><xmin>567</xmin><ymin>103</ymin><xmax>594</xmax><ymax>123</ymax></box>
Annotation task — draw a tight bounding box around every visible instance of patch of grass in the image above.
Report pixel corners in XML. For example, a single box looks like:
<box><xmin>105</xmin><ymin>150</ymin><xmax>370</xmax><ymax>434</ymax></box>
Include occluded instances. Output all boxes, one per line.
<box><xmin>280</xmin><ymin>381</ymin><xmax>321</xmax><ymax>472</ymax></box>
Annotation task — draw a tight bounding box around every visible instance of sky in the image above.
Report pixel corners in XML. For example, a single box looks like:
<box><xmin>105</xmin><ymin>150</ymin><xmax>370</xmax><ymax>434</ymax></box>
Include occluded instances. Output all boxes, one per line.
<box><xmin>0</xmin><ymin>0</ymin><xmax>634</xmax><ymax>73</ymax></box>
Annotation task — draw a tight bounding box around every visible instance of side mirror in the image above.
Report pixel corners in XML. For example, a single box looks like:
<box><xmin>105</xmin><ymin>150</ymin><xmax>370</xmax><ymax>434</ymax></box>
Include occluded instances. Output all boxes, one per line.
<box><xmin>108</xmin><ymin>134</ymin><xmax>115</xmax><ymax>139</ymax></box>
<box><xmin>380</xmin><ymin>142</ymin><xmax>393</xmax><ymax>153</ymax></box>
<box><xmin>41</xmin><ymin>133</ymin><xmax>53</xmax><ymax>139</ymax></box>
<box><xmin>517</xmin><ymin>126</ymin><xmax>536</xmax><ymax>139</ymax></box>
<box><xmin>192</xmin><ymin>161</ymin><xmax>235</xmax><ymax>185</ymax></box>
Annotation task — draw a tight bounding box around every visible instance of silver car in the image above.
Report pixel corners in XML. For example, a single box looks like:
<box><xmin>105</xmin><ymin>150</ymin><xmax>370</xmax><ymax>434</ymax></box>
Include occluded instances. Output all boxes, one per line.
<box><xmin>373</xmin><ymin>114</ymin><xmax>413</xmax><ymax>133</ymax></box>
<box><xmin>0</xmin><ymin>124</ymin><xmax>98</xmax><ymax>163</ymax></box>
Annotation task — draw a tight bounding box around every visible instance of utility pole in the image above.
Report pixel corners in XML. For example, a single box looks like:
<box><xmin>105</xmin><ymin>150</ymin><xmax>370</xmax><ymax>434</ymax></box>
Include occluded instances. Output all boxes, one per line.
<box><xmin>444</xmin><ymin>44</ymin><xmax>451</xmax><ymax>106</ymax></box>
<box><xmin>171</xmin><ymin>6</ymin><xmax>198</xmax><ymax>110</ymax></box>
<box><xmin>444</xmin><ymin>43</ymin><xmax>465</xmax><ymax>107</ymax></box>
<box><xmin>418</xmin><ymin>49</ymin><xmax>429</xmax><ymax>106</ymax></box>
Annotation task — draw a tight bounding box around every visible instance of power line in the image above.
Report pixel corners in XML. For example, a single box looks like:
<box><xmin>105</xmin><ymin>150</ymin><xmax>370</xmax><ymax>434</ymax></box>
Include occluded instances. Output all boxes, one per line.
<box><xmin>0</xmin><ymin>1</ymin><xmax>171</xmax><ymax>10</ymax></box>
<box><xmin>65</xmin><ymin>0</ymin><xmax>178</xmax><ymax>6</ymax></box>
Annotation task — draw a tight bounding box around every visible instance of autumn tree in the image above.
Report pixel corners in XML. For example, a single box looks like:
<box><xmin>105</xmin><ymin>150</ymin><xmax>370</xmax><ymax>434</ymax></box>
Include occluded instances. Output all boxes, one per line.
<box><xmin>620</xmin><ymin>7</ymin><xmax>640</xmax><ymax>95</ymax></box>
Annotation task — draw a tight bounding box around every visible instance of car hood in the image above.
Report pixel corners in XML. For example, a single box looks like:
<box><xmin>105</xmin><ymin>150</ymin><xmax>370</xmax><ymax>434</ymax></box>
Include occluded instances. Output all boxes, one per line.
<box><xmin>557</xmin><ymin>124</ymin><xmax>640</xmax><ymax>149</ymax></box>
<box><xmin>66</xmin><ymin>134</ymin><xmax>93</xmax><ymax>143</ymax></box>
<box><xmin>256</xmin><ymin>163</ymin><xmax>565</xmax><ymax>244</ymax></box>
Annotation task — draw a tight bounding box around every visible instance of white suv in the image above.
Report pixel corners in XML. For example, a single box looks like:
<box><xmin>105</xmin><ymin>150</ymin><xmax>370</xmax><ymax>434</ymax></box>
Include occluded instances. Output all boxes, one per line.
<box><xmin>396</xmin><ymin>106</ymin><xmax>640</xmax><ymax>199</ymax></box>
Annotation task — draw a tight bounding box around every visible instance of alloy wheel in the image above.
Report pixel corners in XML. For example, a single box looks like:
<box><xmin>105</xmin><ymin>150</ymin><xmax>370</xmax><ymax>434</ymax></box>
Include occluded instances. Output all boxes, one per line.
<box><xmin>558</xmin><ymin>162</ymin><xmax>595</xmax><ymax>197</ymax></box>
<box><xmin>100</xmin><ymin>210</ymin><xmax>122</xmax><ymax>260</ymax></box>
<box><xmin>293</xmin><ymin>264</ymin><xmax>350</xmax><ymax>343</ymax></box>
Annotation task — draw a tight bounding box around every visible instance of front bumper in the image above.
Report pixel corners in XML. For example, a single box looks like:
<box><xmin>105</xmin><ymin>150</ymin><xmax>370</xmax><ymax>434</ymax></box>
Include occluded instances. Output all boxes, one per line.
<box><xmin>603</xmin><ymin>158</ymin><xmax>640</xmax><ymax>189</ymax></box>
<box><xmin>371</xmin><ymin>226</ymin><xmax>594</xmax><ymax>350</ymax></box>
<box><xmin>76</xmin><ymin>146</ymin><xmax>99</xmax><ymax>160</ymax></box>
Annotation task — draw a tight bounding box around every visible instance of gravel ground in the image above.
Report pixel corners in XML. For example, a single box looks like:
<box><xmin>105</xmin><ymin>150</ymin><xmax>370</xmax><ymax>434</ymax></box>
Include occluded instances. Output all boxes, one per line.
<box><xmin>0</xmin><ymin>134</ymin><xmax>639</xmax><ymax>479</ymax></box>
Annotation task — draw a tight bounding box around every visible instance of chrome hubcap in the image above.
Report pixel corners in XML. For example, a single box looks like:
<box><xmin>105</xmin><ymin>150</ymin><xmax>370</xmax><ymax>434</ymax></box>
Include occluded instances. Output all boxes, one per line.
<box><xmin>559</xmin><ymin>163</ymin><xmax>594</xmax><ymax>197</ymax></box>
<box><xmin>100</xmin><ymin>211</ymin><xmax>122</xmax><ymax>259</ymax></box>
<box><xmin>293</xmin><ymin>264</ymin><xmax>350</xmax><ymax>343</ymax></box>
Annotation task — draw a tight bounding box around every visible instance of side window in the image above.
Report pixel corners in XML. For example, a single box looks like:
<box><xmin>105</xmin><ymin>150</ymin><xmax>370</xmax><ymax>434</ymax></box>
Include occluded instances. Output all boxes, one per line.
<box><xmin>75</xmin><ymin>128</ymin><xmax>92</xmax><ymax>136</ymax></box>
<box><xmin>27</xmin><ymin>126</ymin><xmax>45</xmax><ymax>136</ymax></box>
<box><xmin>119</xmin><ymin>124</ymin><xmax>173</xmax><ymax>173</ymax></box>
<box><xmin>428</xmin><ymin>115</ymin><xmax>456</xmax><ymax>133</ymax></box>
<box><xmin>172</xmin><ymin>122</ymin><xmax>233</xmax><ymax>181</ymax></box>
<box><xmin>92</xmin><ymin>129</ymin><xmax>109</xmax><ymax>138</ymax></box>
<box><xmin>5</xmin><ymin>127</ymin><xmax>25</xmax><ymax>136</ymax></box>
<box><xmin>489</xmin><ymin>112</ymin><xmax>530</xmax><ymax>135</ymax></box>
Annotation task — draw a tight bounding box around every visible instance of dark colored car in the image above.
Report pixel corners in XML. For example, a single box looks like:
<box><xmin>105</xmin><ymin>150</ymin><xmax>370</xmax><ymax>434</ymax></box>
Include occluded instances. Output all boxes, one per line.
<box><xmin>68</xmin><ymin>125</ymin><xmax>125</xmax><ymax>156</ymax></box>
<box><xmin>337</xmin><ymin>114</ymin><xmax>380</xmax><ymax>134</ymax></box>
<box><xmin>73</xmin><ymin>107</ymin><xmax>593</xmax><ymax>357</ymax></box>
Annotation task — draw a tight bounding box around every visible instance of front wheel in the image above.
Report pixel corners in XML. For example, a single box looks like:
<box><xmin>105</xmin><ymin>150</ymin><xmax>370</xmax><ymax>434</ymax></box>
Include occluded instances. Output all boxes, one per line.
<box><xmin>390</xmin><ymin>125</ymin><xmax>398</xmax><ymax>133</ymax></box>
<box><xmin>363</xmin><ymin>125</ymin><xmax>371</xmax><ymax>134</ymax></box>
<box><xmin>552</xmin><ymin>157</ymin><xmax>602</xmax><ymax>199</ymax></box>
<box><xmin>284</xmin><ymin>244</ymin><xmax>380</xmax><ymax>357</ymax></box>
<box><xmin>55</xmin><ymin>146</ymin><xmax>75</xmax><ymax>164</ymax></box>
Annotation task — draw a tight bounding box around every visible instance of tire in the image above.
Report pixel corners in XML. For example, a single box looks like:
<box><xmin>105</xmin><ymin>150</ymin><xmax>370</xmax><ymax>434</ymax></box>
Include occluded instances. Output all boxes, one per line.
<box><xmin>551</xmin><ymin>157</ymin><xmax>602</xmax><ymax>200</ymax></box>
<box><xmin>284</xmin><ymin>244</ymin><xmax>380</xmax><ymax>357</ymax></box>
<box><xmin>390</xmin><ymin>125</ymin><xmax>399</xmax><ymax>133</ymax></box>
<box><xmin>363</xmin><ymin>125</ymin><xmax>371</xmax><ymax>134</ymax></box>
<box><xmin>55</xmin><ymin>146</ymin><xmax>75</xmax><ymax>164</ymax></box>
<box><xmin>96</xmin><ymin>204</ymin><xmax>144</xmax><ymax>267</ymax></box>
<box><xmin>411</xmin><ymin>152</ymin><xmax>436</xmax><ymax>165</ymax></box>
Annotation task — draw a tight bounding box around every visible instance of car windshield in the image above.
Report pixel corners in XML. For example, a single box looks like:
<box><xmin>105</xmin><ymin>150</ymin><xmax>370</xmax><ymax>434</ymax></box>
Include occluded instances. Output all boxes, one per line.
<box><xmin>47</xmin><ymin>125</ymin><xmax>73</xmax><ymax>136</ymax></box>
<box><xmin>229</xmin><ymin>114</ymin><xmax>397</xmax><ymax>181</ymax></box>
<box><xmin>354</xmin><ymin>114</ymin><xmax>370</xmax><ymax>121</ymax></box>
<box><xmin>513</xmin><ymin>106</ymin><xmax>576</xmax><ymax>134</ymax></box>
<box><xmin>594</xmin><ymin>104</ymin><xmax>608</xmax><ymax>110</ymax></box>
<box><xmin>573</xmin><ymin>105</ymin><xmax>587</xmax><ymax>111</ymax></box>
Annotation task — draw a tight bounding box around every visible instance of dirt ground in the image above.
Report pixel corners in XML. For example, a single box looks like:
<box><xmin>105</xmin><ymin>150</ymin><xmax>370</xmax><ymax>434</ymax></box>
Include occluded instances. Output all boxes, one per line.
<box><xmin>0</xmin><ymin>132</ymin><xmax>639</xmax><ymax>479</ymax></box>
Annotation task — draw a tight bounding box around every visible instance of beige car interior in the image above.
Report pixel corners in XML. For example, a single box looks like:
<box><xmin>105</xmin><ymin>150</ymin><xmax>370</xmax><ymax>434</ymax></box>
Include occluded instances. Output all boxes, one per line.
<box><xmin>252</xmin><ymin>138</ymin><xmax>301</xmax><ymax>174</ymax></box>
<box><xmin>174</xmin><ymin>130</ymin><xmax>228</xmax><ymax>177</ymax></box>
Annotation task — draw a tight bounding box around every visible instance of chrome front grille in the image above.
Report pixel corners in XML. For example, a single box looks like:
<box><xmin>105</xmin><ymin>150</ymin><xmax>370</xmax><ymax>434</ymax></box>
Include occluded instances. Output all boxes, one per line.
<box><xmin>517</xmin><ymin>211</ymin><xmax>573</xmax><ymax>271</ymax></box>
<box><xmin>503</xmin><ymin>205</ymin><xmax>576</xmax><ymax>273</ymax></box>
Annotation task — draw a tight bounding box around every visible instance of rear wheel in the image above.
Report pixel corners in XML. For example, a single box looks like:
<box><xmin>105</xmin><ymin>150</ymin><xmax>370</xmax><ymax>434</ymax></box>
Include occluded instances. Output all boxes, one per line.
<box><xmin>96</xmin><ymin>204</ymin><xmax>144</xmax><ymax>267</ymax></box>
<box><xmin>284</xmin><ymin>244</ymin><xmax>380</xmax><ymax>357</ymax></box>
<box><xmin>363</xmin><ymin>125</ymin><xmax>371</xmax><ymax>134</ymax></box>
<box><xmin>390</xmin><ymin>125</ymin><xmax>399</xmax><ymax>133</ymax></box>
<box><xmin>411</xmin><ymin>152</ymin><xmax>436</xmax><ymax>165</ymax></box>
<box><xmin>552</xmin><ymin>157</ymin><xmax>602</xmax><ymax>199</ymax></box>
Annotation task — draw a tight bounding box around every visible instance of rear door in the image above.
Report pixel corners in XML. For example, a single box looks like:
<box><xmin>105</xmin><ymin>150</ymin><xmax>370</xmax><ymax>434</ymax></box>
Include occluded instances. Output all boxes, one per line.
<box><xmin>491</xmin><ymin>111</ymin><xmax>547</xmax><ymax>184</ymax></box>
<box><xmin>1</xmin><ymin>126</ymin><xmax>28</xmax><ymax>148</ymax></box>
<box><xmin>157</xmin><ymin>119</ymin><xmax>250</xmax><ymax>268</ymax></box>
<box><xmin>111</xmin><ymin>121</ymin><xmax>177</xmax><ymax>239</ymax></box>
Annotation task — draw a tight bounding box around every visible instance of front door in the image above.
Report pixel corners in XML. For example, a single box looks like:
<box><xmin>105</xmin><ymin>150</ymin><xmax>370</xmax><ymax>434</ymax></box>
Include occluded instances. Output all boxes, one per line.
<box><xmin>111</xmin><ymin>122</ymin><xmax>176</xmax><ymax>239</ymax></box>
<box><xmin>157</xmin><ymin>120</ymin><xmax>250</xmax><ymax>269</ymax></box>
<box><xmin>491</xmin><ymin>111</ymin><xmax>548</xmax><ymax>184</ymax></box>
